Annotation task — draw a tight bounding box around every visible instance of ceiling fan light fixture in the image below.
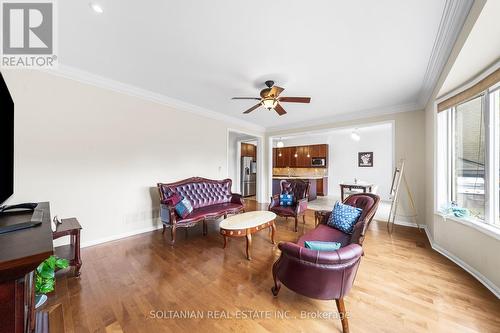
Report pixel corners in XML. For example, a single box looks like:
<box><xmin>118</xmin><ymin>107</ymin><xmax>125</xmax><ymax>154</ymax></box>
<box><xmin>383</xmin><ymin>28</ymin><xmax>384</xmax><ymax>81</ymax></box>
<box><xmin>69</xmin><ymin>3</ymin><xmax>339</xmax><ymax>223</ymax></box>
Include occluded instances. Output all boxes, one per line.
<box><xmin>276</xmin><ymin>140</ymin><xmax>284</xmax><ymax>148</ymax></box>
<box><xmin>262</xmin><ymin>98</ymin><xmax>277</xmax><ymax>110</ymax></box>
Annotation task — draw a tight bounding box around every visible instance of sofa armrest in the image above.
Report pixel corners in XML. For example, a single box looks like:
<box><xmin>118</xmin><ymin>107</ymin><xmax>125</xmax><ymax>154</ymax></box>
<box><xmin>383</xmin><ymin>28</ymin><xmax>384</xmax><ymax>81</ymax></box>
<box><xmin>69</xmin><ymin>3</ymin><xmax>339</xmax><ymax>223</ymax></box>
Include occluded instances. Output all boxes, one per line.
<box><xmin>160</xmin><ymin>203</ymin><xmax>177</xmax><ymax>226</ymax></box>
<box><xmin>268</xmin><ymin>194</ymin><xmax>280</xmax><ymax>210</ymax></box>
<box><xmin>278</xmin><ymin>242</ymin><xmax>363</xmax><ymax>266</ymax></box>
<box><xmin>230</xmin><ymin>193</ymin><xmax>244</xmax><ymax>205</ymax></box>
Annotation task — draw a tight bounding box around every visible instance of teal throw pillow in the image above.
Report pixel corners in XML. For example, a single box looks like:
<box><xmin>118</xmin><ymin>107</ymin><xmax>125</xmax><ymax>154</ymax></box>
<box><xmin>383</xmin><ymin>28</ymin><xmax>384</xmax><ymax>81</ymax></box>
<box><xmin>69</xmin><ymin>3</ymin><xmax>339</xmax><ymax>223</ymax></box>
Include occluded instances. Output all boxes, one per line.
<box><xmin>304</xmin><ymin>241</ymin><xmax>341</xmax><ymax>251</ymax></box>
<box><xmin>175</xmin><ymin>197</ymin><xmax>193</xmax><ymax>218</ymax></box>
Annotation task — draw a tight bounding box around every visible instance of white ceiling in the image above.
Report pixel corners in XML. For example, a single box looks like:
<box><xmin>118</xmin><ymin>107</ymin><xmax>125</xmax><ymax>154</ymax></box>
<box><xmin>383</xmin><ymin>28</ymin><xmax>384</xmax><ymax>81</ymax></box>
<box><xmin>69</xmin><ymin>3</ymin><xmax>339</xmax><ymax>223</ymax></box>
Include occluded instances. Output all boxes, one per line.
<box><xmin>274</xmin><ymin>122</ymin><xmax>392</xmax><ymax>141</ymax></box>
<box><xmin>439</xmin><ymin>0</ymin><xmax>500</xmax><ymax>97</ymax></box>
<box><xmin>57</xmin><ymin>0</ymin><xmax>467</xmax><ymax>130</ymax></box>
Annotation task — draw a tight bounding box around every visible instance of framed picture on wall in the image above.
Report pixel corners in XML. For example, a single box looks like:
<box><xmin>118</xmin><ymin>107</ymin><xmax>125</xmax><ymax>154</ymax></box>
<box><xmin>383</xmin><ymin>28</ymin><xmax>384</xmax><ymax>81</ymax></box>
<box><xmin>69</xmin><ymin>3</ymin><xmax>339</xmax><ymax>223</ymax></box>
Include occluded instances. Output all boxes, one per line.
<box><xmin>358</xmin><ymin>152</ymin><xmax>373</xmax><ymax>167</ymax></box>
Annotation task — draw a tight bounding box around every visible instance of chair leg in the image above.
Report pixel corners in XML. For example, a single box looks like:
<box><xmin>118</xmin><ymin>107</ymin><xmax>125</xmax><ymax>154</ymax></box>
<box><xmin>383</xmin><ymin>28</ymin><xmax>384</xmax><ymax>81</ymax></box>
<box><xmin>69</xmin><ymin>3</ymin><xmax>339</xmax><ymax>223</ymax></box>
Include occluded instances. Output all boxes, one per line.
<box><xmin>335</xmin><ymin>298</ymin><xmax>349</xmax><ymax>333</ymax></box>
<box><xmin>162</xmin><ymin>224</ymin><xmax>166</xmax><ymax>234</ymax></box>
<box><xmin>303</xmin><ymin>215</ymin><xmax>306</xmax><ymax>224</ymax></box>
<box><xmin>170</xmin><ymin>226</ymin><xmax>176</xmax><ymax>246</ymax></box>
<box><xmin>271</xmin><ymin>266</ymin><xmax>281</xmax><ymax>296</ymax></box>
<box><xmin>203</xmin><ymin>220</ymin><xmax>207</xmax><ymax>236</ymax></box>
<box><xmin>294</xmin><ymin>217</ymin><xmax>298</xmax><ymax>232</ymax></box>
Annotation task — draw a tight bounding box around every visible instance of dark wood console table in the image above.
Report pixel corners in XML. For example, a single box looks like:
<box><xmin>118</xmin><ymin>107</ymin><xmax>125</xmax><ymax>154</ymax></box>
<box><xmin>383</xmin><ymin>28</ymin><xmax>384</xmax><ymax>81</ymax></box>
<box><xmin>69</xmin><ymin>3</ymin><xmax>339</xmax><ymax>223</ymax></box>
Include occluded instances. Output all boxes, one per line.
<box><xmin>0</xmin><ymin>202</ymin><xmax>53</xmax><ymax>333</ymax></box>
<box><xmin>53</xmin><ymin>218</ymin><xmax>82</xmax><ymax>276</ymax></box>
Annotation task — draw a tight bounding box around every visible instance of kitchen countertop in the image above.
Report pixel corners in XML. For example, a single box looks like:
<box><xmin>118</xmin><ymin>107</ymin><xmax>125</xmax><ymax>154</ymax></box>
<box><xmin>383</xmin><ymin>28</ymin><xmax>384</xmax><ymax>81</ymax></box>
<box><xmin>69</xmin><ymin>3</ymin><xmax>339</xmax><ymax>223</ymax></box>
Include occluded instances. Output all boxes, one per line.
<box><xmin>272</xmin><ymin>176</ymin><xmax>327</xmax><ymax>180</ymax></box>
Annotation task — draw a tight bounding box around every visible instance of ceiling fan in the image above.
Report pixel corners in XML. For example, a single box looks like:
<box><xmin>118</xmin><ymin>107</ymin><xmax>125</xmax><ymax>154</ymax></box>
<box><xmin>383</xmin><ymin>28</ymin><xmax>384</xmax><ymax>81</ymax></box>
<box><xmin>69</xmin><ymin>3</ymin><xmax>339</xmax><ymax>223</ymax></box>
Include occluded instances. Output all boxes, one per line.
<box><xmin>232</xmin><ymin>80</ymin><xmax>311</xmax><ymax>116</ymax></box>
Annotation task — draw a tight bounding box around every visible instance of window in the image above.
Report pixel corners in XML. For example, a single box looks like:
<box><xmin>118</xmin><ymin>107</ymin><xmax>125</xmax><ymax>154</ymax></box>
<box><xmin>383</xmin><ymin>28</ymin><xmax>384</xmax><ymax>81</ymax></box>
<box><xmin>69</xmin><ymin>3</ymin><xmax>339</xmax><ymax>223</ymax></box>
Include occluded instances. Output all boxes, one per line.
<box><xmin>452</xmin><ymin>96</ymin><xmax>485</xmax><ymax>220</ymax></box>
<box><xmin>493</xmin><ymin>89</ymin><xmax>500</xmax><ymax>223</ymax></box>
<box><xmin>438</xmin><ymin>77</ymin><xmax>500</xmax><ymax>227</ymax></box>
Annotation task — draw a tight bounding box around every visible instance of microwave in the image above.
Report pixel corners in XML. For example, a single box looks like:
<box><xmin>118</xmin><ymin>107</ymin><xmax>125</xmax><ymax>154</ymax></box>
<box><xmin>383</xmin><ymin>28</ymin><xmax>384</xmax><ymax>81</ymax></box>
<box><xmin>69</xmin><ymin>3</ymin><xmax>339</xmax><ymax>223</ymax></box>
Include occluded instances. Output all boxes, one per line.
<box><xmin>311</xmin><ymin>158</ymin><xmax>326</xmax><ymax>166</ymax></box>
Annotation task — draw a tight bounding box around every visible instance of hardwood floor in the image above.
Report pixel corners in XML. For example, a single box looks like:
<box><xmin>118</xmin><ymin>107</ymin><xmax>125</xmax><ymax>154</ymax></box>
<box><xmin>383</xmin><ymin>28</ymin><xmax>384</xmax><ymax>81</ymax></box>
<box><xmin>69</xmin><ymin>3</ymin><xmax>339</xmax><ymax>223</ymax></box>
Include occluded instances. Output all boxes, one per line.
<box><xmin>47</xmin><ymin>201</ymin><xmax>500</xmax><ymax>332</ymax></box>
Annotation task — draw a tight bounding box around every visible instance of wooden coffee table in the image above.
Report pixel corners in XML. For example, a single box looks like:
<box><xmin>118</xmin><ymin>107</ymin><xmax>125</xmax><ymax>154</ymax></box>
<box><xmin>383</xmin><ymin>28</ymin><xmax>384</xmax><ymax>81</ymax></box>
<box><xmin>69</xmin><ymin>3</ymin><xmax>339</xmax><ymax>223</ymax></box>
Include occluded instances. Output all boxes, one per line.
<box><xmin>219</xmin><ymin>211</ymin><xmax>277</xmax><ymax>260</ymax></box>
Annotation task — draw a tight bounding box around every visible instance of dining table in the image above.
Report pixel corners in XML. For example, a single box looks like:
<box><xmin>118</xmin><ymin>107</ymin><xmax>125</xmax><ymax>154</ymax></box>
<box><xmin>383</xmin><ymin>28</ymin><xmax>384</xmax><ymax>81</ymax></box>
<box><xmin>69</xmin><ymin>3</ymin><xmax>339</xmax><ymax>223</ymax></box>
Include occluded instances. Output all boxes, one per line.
<box><xmin>339</xmin><ymin>181</ymin><xmax>374</xmax><ymax>201</ymax></box>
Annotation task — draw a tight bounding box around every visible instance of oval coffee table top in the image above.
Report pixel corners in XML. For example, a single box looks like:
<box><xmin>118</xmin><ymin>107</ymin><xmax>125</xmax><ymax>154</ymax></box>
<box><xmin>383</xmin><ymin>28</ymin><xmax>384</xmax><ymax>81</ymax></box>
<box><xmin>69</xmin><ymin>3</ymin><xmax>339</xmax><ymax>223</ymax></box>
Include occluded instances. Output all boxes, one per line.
<box><xmin>219</xmin><ymin>211</ymin><xmax>277</xmax><ymax>230</ymax></box>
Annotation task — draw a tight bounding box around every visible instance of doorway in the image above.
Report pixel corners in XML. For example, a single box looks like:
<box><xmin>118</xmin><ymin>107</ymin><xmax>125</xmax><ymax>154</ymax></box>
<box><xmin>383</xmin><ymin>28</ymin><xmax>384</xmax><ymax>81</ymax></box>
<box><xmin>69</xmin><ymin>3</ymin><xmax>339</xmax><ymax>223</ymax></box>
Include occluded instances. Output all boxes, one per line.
<box><xmin>227</xmin><ymin>130</ymin><xmax>263</xmax><ymax>202</ymax></box>
<box><xmin>267</xmin><ymin>121</ymin><xmax>394</xmax><ymax>214</ymax></box>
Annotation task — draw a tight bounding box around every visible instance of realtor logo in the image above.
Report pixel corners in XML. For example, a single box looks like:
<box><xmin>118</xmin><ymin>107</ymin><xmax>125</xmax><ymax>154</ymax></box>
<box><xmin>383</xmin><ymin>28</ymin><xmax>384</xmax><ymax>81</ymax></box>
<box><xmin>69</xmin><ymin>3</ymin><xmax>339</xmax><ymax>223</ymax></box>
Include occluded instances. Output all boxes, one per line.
<box><xmin>1</xmin><ymin>1</ymin><xmax>57</xmax><ymax>67</ymax></box>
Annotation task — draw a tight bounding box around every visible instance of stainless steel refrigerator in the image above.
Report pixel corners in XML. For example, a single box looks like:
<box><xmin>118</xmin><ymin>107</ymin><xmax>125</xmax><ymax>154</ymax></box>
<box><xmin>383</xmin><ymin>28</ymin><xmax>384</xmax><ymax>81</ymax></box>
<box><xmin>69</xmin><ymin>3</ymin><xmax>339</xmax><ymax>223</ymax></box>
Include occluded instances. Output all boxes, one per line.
<box><xmin>241</xmin><ymin>156</ymin><xmax>257</xmax><ymax>197</ymax></box>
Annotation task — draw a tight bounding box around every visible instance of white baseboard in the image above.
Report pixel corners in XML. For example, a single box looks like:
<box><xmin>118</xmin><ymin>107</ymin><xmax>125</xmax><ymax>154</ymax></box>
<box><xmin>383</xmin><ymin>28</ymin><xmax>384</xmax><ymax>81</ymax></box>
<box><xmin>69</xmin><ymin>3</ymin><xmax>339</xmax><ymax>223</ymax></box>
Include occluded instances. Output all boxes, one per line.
<box><xmin>423</xmin><ymin>226</ymin><xmax>500</xmax><ymax>299</ymax></box>
<box><xmin>373</xmin><ymin>218</ymin><xmax>421</xmax><ymax>228</ymax></box>
<box><xmin>393</xmin><ymin>219</ymin><xmax>421</xmax><ymax>228</ymax></box>
<box><xmin>80</xmin><ymin>224</ymin><xmax>163</xmax><ymax>248</ymax></box>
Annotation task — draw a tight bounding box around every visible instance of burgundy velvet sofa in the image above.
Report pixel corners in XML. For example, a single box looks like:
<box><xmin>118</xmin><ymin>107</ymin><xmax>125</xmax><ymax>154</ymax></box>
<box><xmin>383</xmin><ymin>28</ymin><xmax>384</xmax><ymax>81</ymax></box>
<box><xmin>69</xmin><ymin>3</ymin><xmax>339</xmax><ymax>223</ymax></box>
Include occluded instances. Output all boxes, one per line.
<box><xmin>157</xmin><ymin>177</ymin><xmax>244</xmax><ymax>245</ymax></box>
<box><xmin>271</xmin><ymin>193</ymin><xmax>380</xmax><ymax>333</ymax></box>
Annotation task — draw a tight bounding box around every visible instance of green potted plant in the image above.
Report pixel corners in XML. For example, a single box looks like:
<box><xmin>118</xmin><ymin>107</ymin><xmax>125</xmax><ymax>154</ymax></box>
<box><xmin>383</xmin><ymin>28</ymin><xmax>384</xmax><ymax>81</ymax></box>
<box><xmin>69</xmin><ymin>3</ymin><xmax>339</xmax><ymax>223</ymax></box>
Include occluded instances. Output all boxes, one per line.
<box><xmin>34</xmin><ymin>255</ymin><xmax>69</xmax><ymax>308</ymax></box>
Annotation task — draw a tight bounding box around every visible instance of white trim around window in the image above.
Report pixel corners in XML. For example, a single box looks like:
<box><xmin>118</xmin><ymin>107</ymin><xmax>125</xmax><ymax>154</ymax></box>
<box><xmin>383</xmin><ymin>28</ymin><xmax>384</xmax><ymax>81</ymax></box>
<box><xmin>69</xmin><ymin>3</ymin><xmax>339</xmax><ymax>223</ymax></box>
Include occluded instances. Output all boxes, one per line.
<box><xmin>436</xmin><ymin>84</ymin><xmax>500</xmax><ymax>231</ymax></box>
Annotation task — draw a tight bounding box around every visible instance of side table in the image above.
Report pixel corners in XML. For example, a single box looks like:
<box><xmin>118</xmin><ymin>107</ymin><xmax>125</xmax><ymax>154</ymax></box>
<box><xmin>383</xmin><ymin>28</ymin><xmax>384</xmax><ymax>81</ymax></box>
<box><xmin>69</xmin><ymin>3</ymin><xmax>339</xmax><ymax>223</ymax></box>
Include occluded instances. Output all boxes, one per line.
<box><xmin>52</xmin><ymin>218</ymin><xmax>82</xmax><ymax>276</ymax></box>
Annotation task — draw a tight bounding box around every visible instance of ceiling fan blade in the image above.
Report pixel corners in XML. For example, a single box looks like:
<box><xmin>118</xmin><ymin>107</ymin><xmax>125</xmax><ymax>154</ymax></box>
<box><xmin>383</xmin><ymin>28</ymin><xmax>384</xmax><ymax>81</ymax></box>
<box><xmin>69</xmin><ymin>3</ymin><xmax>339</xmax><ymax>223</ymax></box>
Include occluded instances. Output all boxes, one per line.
<box><xmin>269</xmin><ymin>86</ymin><xmax>284</xmax><ymax>98</ymax></box>
<box><xmin>274</xmin><ymin>103</ymin><xmax>287</xmax><ymax>116</ymax></box>
<box><xmin>243</xmin><ymin>103</ymin><xmax>262</xmax><ymax>114</ymax></box>
<box><xmin>278</xmin><ymin>97</ymin><xmax>311</xmax><ymax>103</ymax></box>
<box><xmin>232</xmin><ymin>97</ymin><xmax>261</xmax><ymax>100</ymax></box>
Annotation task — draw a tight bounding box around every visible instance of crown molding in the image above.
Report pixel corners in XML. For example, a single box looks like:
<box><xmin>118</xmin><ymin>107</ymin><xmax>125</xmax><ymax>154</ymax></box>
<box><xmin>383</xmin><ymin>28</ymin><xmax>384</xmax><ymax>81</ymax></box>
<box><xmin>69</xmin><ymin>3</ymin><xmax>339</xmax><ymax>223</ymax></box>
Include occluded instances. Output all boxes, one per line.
<box><xmin>266</xmin><ymin>102</ymin><xmax>421</xmax><ymax>133</ymax></box>
<box><xmin>417</xmin><ymin>0</ymin><xmax>474</xmax><ymax>107</ymax></box>
<box><xmin>45</xmin><ymin>65</ymin><xmax>266</xmax><ymax>133</ymax></box>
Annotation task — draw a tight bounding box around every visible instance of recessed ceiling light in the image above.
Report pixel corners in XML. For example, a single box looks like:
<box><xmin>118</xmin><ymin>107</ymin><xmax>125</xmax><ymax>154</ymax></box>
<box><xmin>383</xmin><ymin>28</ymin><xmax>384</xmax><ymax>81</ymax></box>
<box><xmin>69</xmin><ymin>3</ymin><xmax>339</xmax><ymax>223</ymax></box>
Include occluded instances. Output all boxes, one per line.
<box><xmin>351</xmin><ymin>130</ymin><xmax>361</xmax><ymax>141</ymax></box>
<box><xmin>89</xmin><ymin>2</ymin><xmax>103</xmax><ymax>14</ymax></box>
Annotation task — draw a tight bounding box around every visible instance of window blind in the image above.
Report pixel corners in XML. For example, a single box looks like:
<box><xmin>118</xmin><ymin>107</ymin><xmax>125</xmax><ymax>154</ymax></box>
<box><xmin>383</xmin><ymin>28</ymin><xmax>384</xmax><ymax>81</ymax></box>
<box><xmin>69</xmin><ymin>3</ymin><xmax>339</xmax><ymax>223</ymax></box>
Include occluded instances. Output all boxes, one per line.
<box><xmin>437</xmin><ymin>68</ymin><xmax>500</xmax><ymax>112</ymax></box>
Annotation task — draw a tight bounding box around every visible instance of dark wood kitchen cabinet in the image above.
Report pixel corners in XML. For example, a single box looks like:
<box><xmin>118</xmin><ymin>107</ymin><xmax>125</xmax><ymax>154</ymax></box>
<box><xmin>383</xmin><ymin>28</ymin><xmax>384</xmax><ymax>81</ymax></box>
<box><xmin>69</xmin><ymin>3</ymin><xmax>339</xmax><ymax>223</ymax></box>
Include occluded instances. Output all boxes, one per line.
<box><xmin>317</xmin><ymin>177</ymin><xmax>328</xmax><ymax>196</ymax></box>
<box><xmin>273</xmin><ymin>144</ymin><xmax>328</xmax><ymax>168</ymax></box>
<box><xmin>297</xmin><ymin>146</ymin><xmax>310</xmax><ymax>167</ymax></box>
<box><xmin>241</xmin><ymin>143</ymin><xmax>257</xmax><ymax>161</ymax></box>
<box><xmin>275</xmin><ymin>148</ymin><xmax>289</xmax><ymax>168</ymax></box>
<box><xmin>289</xmin><ymin>147</ymin><xmax>297</xmax><ymax>167</ymax></box>
<box><xmin>318</xmin><ymin>144</ymin><xmax>328</xmax><ymax>159</ymax></box>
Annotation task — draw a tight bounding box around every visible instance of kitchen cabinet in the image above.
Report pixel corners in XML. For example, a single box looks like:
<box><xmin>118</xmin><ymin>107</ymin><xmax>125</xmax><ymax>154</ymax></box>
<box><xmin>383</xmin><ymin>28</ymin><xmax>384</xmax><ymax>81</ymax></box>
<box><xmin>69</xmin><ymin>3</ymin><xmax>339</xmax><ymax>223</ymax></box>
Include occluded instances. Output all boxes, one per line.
<box><xmin>317</xmin><ymin>177</ymin><xmax>328</xmax><ymax>196</ymax></box>
<box><xmin>318</xmin><ymin>144</ymin><xmax>328</xmax><ymax>159</ymax></box>
<box><xmin>297</xmin><ymin>146</ymin><xmax>310</xmax><ymax>167</ymax></box>
<box><xmin>275</xmin><ymin>147</ymin><xmax>289</xmax><ymax>167</ymax></box>
<box><xmin>273</xmin><ymin>144</ymin><xmax>328</xmax><ymax>168</ymax></box>
<box><xmin>289</xmin><ymin>147</ymin><xmax>297</xmax><ymax>167</ymax></box>
<box><xmin>241</xmin><ymin>143</ymin><xmax>257</xmax><ymax>161</ymax></box>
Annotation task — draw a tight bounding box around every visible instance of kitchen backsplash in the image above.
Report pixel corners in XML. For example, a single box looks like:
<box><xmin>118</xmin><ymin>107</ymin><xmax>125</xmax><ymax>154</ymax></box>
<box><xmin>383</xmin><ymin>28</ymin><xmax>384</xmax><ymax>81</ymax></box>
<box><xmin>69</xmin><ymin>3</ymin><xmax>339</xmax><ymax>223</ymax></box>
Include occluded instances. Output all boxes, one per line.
<box><xmin>273</xmin><ymin>168</ymin><xmax>328</xmax><ymax>177</ymax></box>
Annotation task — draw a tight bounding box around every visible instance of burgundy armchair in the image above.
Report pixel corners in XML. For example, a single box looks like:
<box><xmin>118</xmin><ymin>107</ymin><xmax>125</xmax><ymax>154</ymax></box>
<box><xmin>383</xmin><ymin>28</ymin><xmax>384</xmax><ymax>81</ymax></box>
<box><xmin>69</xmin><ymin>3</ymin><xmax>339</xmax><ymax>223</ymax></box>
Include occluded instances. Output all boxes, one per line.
<box><xmin>268</xmin><ymin>179</ymin><xmax>310</xmax><ymax>232</ymax></box>
<box><xmin>271</xmin><ymin>193</ymin><xmax>380</xmax><ymax>333</ymax></box>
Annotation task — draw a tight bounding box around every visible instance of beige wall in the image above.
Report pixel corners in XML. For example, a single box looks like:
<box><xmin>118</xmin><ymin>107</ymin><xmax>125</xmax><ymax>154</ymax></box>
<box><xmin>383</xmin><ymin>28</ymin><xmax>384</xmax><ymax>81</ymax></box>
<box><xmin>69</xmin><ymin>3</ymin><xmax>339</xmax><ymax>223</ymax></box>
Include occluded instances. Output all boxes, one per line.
<box><xmin>424</xmin><ymin>0</ymin><xmax>500</xmax><ymax>297</ymax></box>
<box><xmin>267</xmin><ymin>110</ymin><xmax>426</xmax><ymax>223</ymax></box>
<box><xmin>3</xmin><ymin>70</ymin><xmax>263</xmax><ymax>246</ymax></box>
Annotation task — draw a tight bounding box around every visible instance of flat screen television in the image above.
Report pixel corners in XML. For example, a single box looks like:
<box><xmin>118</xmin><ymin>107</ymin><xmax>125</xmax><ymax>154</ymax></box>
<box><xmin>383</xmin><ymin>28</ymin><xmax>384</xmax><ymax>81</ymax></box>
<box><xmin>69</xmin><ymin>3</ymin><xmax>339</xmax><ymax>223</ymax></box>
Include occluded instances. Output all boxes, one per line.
<box><xmin>0</xmin><ymin>72</ymin><xmax>14</xmax><ymax>206</ymax></box>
